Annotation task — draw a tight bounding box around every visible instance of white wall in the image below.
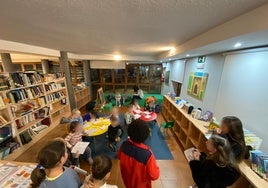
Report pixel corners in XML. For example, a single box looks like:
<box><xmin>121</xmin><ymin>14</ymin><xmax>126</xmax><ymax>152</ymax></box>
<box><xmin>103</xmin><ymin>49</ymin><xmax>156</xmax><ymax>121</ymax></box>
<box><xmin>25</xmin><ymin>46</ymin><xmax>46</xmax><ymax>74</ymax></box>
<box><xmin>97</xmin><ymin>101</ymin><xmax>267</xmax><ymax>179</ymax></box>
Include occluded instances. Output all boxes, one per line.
<box><xmin>161</xmin><ymin>60</ymin><xmax>185</xmax><ymax>95</ymax></box>
<box><xmin>180</xmin><ymin>54</ymin><xmax>225</xmax><ymax>112</ymax></box>
<box><xmin>214</xmin><ymin>50</ymin><xmax>268</xmax><ymax>152</ymax></box>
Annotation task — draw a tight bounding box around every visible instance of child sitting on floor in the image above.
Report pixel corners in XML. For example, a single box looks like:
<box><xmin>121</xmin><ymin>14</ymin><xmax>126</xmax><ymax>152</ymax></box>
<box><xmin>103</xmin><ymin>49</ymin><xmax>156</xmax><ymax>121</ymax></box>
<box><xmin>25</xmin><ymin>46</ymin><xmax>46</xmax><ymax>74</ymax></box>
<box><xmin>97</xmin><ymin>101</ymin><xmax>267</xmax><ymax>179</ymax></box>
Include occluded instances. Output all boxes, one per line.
<box><xmin>131</xmin><ymin>98</ymin><xmax>141</xmax><ymax>111</ymax></box>
<box><xmin>124</xmin><ymin>105</ymin><xmax>136</xmax><ymax>125</ymax></box>
<box><xmin>108</xmin><ymin>115</ymin><xmax>123</xmax><ymax>152</ymax></box>
<box><xmin>83</xmin><ymin>109</ymin><xmax>99</xmax><ymax>122</ymax></box>
<box><xmin>110</xmin><ymin>106</ymin><xmax>120</xmax><ymax>119</ymax></box>
<box><xmin>65</xmin><ymin>121</ymin><xmax>93</xmax><ymax>165</ymax></box>
<box><xmin>115</xmin><ymin>92</ymin><xmax>122</xmax><ymax>107</ymax></box>
<box><xmin>81</xmin><ymin>155</ymin><xmax>118</xmax><ymax>188</ymax></box>
<box><xmin>70</xmin><ymin>109</ymin><xmax>83</xmax><ymax>125</ymax></box>
<box><xmin>145</xmin><ymin>96</ymin><xmax>156</xmax><ymax>112</ymax></box>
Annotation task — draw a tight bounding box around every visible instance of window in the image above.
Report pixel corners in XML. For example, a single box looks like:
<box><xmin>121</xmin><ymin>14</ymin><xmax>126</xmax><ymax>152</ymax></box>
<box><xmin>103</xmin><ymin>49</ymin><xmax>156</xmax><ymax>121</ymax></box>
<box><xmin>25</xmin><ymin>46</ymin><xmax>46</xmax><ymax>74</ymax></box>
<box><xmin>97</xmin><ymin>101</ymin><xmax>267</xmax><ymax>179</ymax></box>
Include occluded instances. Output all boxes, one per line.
<box><xmin>151</xmin><ymin>65</ymin><xmax>162</xmax><ymax>84</ymax></box>
<box><xmin>127</xmin><ymin>65</ymin><xmax>138</xmax><ymax>83</ymax></box>
<box><xmin>139</xmin><ymin>65</ymin><xmax>150</xmax><ymax>84</ymax></box>
<box><xmin>102</xmin><ymin>69</ymin><xmax>112</xmax><ymax>83</ymax></box>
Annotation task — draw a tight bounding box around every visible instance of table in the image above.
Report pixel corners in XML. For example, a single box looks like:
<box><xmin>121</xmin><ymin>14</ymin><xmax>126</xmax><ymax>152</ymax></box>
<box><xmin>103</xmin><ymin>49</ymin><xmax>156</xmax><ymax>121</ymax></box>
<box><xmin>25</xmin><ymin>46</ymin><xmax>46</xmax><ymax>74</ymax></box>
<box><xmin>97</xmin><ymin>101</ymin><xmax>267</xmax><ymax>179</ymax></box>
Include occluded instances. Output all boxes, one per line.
<box><xmin>133</xmin><ymin>110</ymin><xmax>157</xmax><ymax>122</ymax></box>
<box><xmin>84</xmin><ymin>118</ymin><xmax>111</xmax><ymax>136</ymax></box>
<box><xmin>83</xmin><ymin>118</ymin><xmax>111</xmax><ymax>154</ymax></box>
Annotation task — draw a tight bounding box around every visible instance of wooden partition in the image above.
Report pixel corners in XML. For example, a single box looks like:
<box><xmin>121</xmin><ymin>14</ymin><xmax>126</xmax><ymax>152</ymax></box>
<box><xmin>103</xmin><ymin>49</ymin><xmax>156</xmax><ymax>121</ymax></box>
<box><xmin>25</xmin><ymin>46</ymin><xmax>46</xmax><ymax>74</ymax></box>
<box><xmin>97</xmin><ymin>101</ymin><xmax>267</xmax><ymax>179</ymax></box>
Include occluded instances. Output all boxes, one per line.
<box><xmin>162</xmin><ymin>95</ymin><xmax>268</xmax><ymax>188</ymax></box>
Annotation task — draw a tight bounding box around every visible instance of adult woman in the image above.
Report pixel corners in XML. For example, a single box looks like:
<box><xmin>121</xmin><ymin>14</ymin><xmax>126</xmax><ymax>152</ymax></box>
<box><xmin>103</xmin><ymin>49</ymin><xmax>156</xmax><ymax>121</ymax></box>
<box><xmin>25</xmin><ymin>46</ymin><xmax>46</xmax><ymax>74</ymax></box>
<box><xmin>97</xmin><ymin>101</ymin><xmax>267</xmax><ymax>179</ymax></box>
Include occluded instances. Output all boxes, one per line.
<box><xmin>189</xmin><ymin>135</ymin><xmax>240</xmax><ymax>188</ymax></box>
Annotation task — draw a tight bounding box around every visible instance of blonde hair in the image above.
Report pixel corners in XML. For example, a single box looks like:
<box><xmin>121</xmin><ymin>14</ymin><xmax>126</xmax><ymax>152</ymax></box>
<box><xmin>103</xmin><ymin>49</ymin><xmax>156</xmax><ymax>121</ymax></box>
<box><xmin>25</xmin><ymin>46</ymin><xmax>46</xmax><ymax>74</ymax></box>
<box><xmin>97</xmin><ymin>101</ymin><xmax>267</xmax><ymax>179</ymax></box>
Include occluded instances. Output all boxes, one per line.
<box><xmin>72</xmin><ymin>109</ymin><xmax>81</xmax><ymax>115</ymax></box>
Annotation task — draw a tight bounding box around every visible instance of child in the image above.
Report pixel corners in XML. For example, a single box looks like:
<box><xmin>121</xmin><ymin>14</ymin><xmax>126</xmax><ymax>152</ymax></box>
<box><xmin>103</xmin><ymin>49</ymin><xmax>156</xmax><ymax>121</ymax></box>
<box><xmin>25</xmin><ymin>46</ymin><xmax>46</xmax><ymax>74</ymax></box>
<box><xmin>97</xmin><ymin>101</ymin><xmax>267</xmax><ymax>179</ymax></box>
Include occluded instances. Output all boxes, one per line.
<box><xmin>115</xmin><ymin>92</ymin><xmax>121</xmax><ymax>107</ymax></box>
<box><xmin>65</xmin><ymin>121</ymin><xmax>93</xmax><ymax>165</ymax></box>
<box><xmin>108</xmin><ymin>115</ymin><xmax>123</xmax><ymax>152</ymax></box>
<box><xmin>131</xmin><ymin>98</ymin><xmax>141</xmax><ymax>111</ymax></box>
<box><xmin>118</xmin><ymin>119</ymin><xmax>159</xmax><ymax>188</ymax></box>
<box><xmin>189</xmin><ymin>135</ymin><xmax>240</xmax><ymax>188</ymax></box>
<box><xmin>110</xmin><ymin>106</ymin><xmax>119</xmax><ymax>119</ymax></box>
<box><xmin>30</xmin><ymin>139</ymin><xmax>81</xmax><ymax>188</ymax></box>
<box><xmin>81</xmin><ymin>155</ymin><xmax>118</xmax><ymax>188</ymax></box>
<box><xmin>70</xmin><ymin>109</ymin><xmax>83</xmax><ymax>125</ymax></box>
<box><xmin>124</xmin><ymin>105</ymin><xmax>135</xmax><ymax>125</ymax></box>
<box><xmin>133</xmin><ymin>85</ymin><xmax>144</xmax><ymax>100</ymax></box>
<box><xmin>144</xmin><ymin>96</ymin><xmax>156</xmax><ymax>112</ymax></box>
<box><xmin>83</xmin><ymin>109</ymin><xmax>99</xmax><ymax>122</ymax></box>
<box><xmin>214</xmin><ymin>116</ymin><xmax>246</xmax><ymax>162</ymax></box>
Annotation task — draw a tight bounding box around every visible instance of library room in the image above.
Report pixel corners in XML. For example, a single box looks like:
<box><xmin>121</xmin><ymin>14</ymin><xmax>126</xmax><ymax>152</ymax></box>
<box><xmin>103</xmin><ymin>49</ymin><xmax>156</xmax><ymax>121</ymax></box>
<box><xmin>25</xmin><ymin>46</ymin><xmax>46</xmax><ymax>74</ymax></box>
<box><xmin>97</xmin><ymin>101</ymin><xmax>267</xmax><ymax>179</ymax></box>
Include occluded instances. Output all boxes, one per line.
<box><xmin>0</xmin><ymin>1</ymin><xmax>268</xmax><ymax>188</ymax></box>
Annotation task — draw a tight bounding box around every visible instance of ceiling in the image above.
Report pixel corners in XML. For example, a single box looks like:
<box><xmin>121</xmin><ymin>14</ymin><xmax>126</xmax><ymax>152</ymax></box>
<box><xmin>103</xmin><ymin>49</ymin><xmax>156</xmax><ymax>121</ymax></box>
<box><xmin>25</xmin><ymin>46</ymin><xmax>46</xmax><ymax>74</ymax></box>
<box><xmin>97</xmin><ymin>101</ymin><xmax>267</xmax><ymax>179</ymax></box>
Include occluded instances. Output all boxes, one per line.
<box><xmin>0</xmin><ymin>0</ymin><xmax>267</xmax><ymax>60</ymax></box>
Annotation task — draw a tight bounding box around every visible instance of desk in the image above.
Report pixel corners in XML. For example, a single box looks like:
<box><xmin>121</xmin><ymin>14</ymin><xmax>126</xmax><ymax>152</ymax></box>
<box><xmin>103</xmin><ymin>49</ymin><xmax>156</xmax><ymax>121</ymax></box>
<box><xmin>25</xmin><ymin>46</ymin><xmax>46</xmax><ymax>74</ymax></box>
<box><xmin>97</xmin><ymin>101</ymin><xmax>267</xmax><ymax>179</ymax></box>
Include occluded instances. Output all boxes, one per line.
<box><xmin>133</xmin><ymin>110</ymin><xmax>157</xmax><ymax>122</ymax></box>
<box><xmin>84</xmin><ymin>118</ymin><xmax>111</xmax><ymax>136</ymax></box>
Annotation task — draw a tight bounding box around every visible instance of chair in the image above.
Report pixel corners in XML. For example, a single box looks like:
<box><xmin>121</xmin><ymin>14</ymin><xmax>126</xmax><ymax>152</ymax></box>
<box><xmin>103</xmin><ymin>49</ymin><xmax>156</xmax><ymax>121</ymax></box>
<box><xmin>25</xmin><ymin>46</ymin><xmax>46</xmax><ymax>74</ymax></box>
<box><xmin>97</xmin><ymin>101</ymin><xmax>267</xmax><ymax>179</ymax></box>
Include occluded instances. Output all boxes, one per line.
<box><xmin>160</xmin><ymin>121</ymin><xmax>174</xmax><ymax>137</ymax></box>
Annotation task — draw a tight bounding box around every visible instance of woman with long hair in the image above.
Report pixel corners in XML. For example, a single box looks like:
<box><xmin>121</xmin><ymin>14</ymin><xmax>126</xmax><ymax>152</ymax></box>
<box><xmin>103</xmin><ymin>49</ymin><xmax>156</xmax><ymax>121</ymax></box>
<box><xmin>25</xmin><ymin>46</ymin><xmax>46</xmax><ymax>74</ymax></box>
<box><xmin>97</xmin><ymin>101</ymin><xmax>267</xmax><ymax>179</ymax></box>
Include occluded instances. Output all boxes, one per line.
<box><xmin>215</xmin><ymin>116</ymin><xmax>246</xmax><ymax>161</ymax></box>
<box><xmin>189</xmin><ymin>135</ymin><xmax>240</xmax><ymax>188</ymax></box>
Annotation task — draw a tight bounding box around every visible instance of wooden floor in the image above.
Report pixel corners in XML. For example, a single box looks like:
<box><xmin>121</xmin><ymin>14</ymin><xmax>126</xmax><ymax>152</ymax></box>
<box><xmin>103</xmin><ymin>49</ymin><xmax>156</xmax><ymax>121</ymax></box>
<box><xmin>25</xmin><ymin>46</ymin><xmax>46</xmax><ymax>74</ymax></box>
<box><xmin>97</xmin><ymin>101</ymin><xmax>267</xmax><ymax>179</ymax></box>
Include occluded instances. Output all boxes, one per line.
<box><xmin>15</xmin><ymin>107</ymin><xmax>194</xmax><ymax>188</ymax></box>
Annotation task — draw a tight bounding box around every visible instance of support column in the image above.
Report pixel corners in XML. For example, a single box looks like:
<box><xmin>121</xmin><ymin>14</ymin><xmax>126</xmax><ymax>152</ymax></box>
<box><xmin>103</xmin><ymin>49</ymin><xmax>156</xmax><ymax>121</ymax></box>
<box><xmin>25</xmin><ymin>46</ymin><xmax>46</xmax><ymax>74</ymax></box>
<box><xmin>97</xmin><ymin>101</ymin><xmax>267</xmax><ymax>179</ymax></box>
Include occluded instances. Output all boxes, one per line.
<box><xmin>59</xmin><ymin>51</ymin><xmax>76</xmax><ymax>110</ymax></box>
<box><xmin>41</xmin><ymin>59</ymin><xmax>49</xmax><ymax>74</ymax></box>
<box><xmin>82</xmin><ymin>60</ymin><xmax>93</xmax><ymax>98</ymax></box>
<box><xmin>1</xmin><ymin>53</ymin><xmax>20</xmax><ymax>72</ymax></box>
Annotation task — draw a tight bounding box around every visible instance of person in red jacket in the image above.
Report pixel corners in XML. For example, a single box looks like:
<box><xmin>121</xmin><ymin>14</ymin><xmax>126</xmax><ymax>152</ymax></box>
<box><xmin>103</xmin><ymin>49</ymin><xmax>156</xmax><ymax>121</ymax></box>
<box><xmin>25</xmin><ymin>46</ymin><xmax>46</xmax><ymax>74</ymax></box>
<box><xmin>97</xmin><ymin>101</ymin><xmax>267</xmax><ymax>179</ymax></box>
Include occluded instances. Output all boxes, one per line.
<box><xmin>118</xmin><ymin>119</ymin><xmax>160</xmax><ymax>188</ymax></box>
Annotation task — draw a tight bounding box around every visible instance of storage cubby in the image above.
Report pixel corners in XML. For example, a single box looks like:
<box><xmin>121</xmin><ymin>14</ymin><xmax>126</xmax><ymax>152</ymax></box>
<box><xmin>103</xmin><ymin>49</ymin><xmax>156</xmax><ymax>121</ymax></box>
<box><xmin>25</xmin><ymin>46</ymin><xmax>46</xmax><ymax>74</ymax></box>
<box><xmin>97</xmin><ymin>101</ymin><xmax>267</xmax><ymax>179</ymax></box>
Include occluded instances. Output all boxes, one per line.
<box><xmin>161</xmin><ymin>95</ymin><xmax>268</xmax><ymax>188</ymax></box>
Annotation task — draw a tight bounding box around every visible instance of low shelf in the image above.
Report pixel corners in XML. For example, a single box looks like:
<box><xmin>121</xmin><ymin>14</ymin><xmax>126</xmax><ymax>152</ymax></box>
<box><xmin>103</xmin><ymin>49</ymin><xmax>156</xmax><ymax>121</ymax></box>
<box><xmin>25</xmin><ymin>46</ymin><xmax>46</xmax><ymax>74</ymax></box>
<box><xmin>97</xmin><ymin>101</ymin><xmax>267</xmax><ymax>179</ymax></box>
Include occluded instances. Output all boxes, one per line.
<box><xmin>162</xmin><ymin>95</ymin><xmax>268</xmax><ymax>188</ymax></box>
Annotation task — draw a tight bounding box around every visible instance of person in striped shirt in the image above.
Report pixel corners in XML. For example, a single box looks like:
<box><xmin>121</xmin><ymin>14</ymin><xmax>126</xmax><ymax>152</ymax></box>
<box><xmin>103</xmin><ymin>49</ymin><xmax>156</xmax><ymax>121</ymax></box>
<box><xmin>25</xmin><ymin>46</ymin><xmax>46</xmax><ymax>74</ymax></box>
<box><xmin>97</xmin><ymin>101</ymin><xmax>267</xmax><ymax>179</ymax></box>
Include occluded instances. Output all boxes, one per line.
<box><xmin>65</xmin><ymin>121</ymin><xmax>93</xmax><ymax>165</ymax></box>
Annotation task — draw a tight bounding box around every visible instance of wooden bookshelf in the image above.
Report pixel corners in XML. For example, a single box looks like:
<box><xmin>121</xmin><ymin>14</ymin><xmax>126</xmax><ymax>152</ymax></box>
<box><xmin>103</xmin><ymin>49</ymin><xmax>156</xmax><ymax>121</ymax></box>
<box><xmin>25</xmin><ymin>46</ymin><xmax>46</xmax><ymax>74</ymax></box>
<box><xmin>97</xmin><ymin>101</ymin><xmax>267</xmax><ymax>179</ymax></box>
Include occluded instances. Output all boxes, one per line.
<box><xmin>0</xmin><ymin>72</ymin><xmax>71</xmax><ymax>161</ymax></box>
<box><xmin>74</xmin><ymin>87</ymin><xmax>91</xmax><ymax>109</ymax></box>
<box><xmin>162</xmin><ymin>95</ymin><xmax>268</xmax><ymax>188</ymax></box>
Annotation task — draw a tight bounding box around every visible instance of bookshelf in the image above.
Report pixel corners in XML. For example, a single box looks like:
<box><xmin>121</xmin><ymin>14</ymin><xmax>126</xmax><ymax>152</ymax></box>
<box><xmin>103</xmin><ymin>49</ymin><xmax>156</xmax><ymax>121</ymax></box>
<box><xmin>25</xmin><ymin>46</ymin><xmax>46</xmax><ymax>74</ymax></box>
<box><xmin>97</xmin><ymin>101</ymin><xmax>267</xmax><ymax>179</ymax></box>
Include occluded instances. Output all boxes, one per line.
<box><xmin>73</xmin><ymin>87</ymin><xmax>91</xmax><ymax>109</ymax></box>
<box><xmin>0</xmin><ymin>72</ymin><xmax>71</xmax><ymax>161</ymax></box>
<box><xmin>162</xmin><ymin>95</ymin><xmax>268</xmax><ymax>188</ymax></box>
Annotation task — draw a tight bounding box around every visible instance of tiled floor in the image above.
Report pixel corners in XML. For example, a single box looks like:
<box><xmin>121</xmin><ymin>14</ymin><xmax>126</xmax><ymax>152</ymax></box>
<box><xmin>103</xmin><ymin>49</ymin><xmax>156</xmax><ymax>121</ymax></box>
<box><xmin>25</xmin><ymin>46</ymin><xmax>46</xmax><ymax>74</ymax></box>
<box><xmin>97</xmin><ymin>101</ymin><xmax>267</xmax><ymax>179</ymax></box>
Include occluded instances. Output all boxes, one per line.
<box><xmin>15</xmin><ymin>107</ymin><xmax>194</xmax><ymax>188</ymax></box>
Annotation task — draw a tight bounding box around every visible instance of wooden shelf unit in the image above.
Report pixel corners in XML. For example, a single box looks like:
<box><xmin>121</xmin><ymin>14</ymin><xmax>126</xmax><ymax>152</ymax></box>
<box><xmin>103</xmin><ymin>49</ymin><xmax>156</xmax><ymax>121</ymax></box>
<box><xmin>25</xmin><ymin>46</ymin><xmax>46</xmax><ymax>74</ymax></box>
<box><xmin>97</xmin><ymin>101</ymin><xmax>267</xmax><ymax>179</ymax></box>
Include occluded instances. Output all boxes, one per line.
<box><xmin>0</xmin><ymin>73</ymin><xmax>71</xmax><ymax>161</ymax></box>
<box><xmin>162</xmin><ymin>95</ymin><xmax>268</xmax><ymax>188</ymax></box>
<box><xmin>74</xmin><ymin>87</ymin><xmax>91</xmax><ymax>109</ymax></box>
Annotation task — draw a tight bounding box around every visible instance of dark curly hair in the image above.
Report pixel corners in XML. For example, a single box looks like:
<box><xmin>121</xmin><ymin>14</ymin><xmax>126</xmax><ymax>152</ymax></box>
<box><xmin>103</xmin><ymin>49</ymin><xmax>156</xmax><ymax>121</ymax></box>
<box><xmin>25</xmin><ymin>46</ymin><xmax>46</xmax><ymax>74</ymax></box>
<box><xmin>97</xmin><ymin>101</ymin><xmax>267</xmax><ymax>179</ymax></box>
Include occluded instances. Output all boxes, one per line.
<box><xmin>128</xmin><ymin>119</ymin><xmax>149</xmax><ymax>143</ymax></box>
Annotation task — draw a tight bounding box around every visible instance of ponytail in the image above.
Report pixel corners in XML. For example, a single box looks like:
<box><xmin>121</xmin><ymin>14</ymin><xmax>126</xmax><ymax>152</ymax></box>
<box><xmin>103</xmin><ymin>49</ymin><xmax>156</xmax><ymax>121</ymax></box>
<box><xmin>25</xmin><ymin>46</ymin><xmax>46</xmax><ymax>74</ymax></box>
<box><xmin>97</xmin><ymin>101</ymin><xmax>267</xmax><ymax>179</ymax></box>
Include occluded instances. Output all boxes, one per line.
<box><xmin>30</xmin><ymin>139</ymin><xmax>66</xmax><ymax>187</ymax></box>
<box><xmin>31</xmin><ymin>168</ymin><xmax>46</xmax><ymax>188</ymax></box>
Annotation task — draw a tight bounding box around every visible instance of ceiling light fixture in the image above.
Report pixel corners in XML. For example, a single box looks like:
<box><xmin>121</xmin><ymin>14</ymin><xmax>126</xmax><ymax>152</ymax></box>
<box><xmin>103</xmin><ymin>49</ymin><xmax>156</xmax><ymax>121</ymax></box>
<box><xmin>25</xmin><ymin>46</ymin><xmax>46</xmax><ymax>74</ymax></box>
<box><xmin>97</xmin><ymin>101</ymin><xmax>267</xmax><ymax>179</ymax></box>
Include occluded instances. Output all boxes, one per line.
<box><xmin>186</xmin><ymin>54</ymin><xmax>190</xmax><ymax>57</ymax></box>
<box><xmin>114</xmin><ymin>55</ymin><xmax>121</xmax><ymax>61</ymax></box>
<box><xmin>169</xmin><ymin>47</ymin><xmax>175</xmax><ymax>55</ymax></box>
<box><xmin>169</xmin><ymin>58</ymin><xmax>171</xmax><ymax>61</ymax></box>
<box><xmin>160</xmin><ymin>60</ymin><xmax>162</xmax><ymax>63</ymax></box>
<box><xmin>234</xmin><ymin>42</ymin><xmax>242</xmax><ymax>48</ymax></box>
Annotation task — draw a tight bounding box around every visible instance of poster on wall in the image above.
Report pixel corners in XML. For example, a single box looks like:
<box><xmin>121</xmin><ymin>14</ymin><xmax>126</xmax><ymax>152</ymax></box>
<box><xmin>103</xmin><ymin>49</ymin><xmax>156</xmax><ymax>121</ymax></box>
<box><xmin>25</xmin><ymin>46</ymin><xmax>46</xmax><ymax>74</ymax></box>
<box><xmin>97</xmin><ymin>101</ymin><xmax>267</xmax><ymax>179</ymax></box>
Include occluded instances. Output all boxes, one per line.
<box><xmin>187</xmin><ymin>72</ymin><xmax>208</xmax><ymax>100</ymax></box>
<box><xmin>165</xmin><ymin>70</ymin><xmax>170</xmax><ymax>86</ymax></box>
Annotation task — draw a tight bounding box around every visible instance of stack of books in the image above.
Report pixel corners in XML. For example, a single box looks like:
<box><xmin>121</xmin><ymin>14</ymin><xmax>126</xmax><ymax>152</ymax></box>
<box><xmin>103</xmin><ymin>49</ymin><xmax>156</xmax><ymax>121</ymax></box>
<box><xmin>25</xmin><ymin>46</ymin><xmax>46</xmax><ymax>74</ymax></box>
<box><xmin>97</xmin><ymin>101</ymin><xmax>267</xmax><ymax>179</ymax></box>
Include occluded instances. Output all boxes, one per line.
<box><xmin>250</xmin><ymin>150</ymin><xmax>268</xmax><ymax>181</ymax></box>
<box><xmin>15</xmin><ymin>113</ymin><xmax>36</xmax><ymax>130</ymax></box>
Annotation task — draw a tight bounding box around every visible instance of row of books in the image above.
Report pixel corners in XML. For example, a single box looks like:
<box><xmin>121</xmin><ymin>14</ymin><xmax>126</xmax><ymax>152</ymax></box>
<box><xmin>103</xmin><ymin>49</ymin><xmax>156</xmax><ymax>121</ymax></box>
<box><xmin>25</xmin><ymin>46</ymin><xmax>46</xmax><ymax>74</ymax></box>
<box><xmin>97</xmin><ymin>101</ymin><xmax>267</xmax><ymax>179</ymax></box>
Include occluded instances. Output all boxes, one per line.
<box><xmin>0</xmin><ymin>75</ymin><xmax>10</xmax><ymax>91</ymax></box>
<box><xmin>10</xmin><ymin>102</ymin><xmax>39</xmax><ymax>117</ymax></box>
<box><xmin>7</xmin><ymin>86</ymin><xmax>44</xmax><ymax>104</ymax></box>
<box><xmin>44</xmin><ymin>82</ymin><xmax>65</xmax><ymax>93</ymax></box>
<box><xmin>47</xmin><ymin>91</ymin><xmax>65</xmax><ymax>103</ymax></box>
<box><xmin>9</xmin><ymin>72</ymin><xmax>42</xmax><ymax>88</ymax></box>
<box><xmin>45</xmin><ymin>72</ymin><xmax>65</xmax><ymax>82</ymax></box>
<box><xmin>250</xmin><ymin>150</ymin><xmax>268</xmax><ymax>181</ymax></box>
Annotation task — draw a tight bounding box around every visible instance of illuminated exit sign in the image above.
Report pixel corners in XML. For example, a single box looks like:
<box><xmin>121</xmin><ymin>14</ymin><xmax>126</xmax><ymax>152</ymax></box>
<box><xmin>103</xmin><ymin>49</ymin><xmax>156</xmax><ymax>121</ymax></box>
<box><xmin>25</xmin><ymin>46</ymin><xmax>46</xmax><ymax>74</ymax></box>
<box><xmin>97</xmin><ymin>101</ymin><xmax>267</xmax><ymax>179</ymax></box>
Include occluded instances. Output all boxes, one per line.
<box><xmin>198</xmin><ymin>56</ymin><xmax>206</xmax><ymax>63</ymax></box>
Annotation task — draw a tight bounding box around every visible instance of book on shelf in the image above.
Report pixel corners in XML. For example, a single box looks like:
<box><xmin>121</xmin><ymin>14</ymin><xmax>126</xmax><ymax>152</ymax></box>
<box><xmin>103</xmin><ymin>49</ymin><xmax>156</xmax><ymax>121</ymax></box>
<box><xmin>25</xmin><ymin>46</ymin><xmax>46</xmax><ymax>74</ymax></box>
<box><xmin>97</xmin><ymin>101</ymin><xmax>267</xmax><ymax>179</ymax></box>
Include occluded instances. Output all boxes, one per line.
<box><xmin>31</xmin><ymin>122</ymin><xmax>49</xmax><ymax>134</ymax></box>
<box><xmin>0</xmin><ymin>75</ymin><xmax>10</xmax><ymax>91</ymax></box>
<box><xmin>0</xmin><ymin>96</ymin><xmax>5</xmax><ymax>108</ymax></box>
<box><xmin>19</xmin><ymin>129</ymin><xmax>32</xmax><ymax>145</ymax></box>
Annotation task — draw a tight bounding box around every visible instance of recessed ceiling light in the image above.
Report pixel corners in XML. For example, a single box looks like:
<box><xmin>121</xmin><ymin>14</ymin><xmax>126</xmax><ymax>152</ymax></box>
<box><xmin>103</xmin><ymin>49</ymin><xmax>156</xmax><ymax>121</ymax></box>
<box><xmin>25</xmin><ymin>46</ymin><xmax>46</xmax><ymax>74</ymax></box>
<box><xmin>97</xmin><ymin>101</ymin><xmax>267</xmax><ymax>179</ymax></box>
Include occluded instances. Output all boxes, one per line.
<box><xmin>114</xmin><ymin>55</ymin><xmax>121</xmax><ymax>60</ymax></box>
<box><xmin>234</xmin><ymin>42</ymin><xmax>242</xmax><ymax>48</ymax></box>
<box><xmin>160</xmin><ymin>60</ymin><xmax>162</xmax><ymax>63</ymax></box>
<box><xmin>169</xmin><ymin>58</ymin><xmax>171</xmax><ymax>61</ymax></box>
<box><xmin>186</xmin><ymin>54</ymin><xmax>190</xmax><ymax>57</ymax></box>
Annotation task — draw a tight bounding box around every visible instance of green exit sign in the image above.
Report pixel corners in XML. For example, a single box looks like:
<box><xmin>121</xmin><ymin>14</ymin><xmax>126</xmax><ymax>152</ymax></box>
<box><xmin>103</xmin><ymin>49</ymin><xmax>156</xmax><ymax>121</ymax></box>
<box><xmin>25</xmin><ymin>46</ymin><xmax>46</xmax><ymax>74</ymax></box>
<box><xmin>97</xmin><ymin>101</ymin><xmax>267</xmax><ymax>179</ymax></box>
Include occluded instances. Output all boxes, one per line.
<box><xmin>198</xmin><ymin>56</ymin><xmax>206</xmax><ymax>63</ymax></box>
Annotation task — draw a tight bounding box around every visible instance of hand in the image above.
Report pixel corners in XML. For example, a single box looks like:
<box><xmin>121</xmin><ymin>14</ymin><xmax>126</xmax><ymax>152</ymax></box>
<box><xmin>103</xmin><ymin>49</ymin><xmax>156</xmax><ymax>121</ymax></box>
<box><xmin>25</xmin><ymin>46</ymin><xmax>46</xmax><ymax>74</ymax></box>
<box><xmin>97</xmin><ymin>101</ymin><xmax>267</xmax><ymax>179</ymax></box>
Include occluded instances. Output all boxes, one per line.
<box><xmin>115</xmin><ymin>137</ymin><xmax>120</xmax><ymax>142</ymax></box>
<box><xmin>83</xmin><ymin>176</ymin><xmax>95</xmax><ymax>188</ymax></box>
<box><xmin>74</xmin><ymin>151</ymin><xmax>80</xmax><ymax>158</ymax></box>
<box><xmin>193</xmin><ymin>150</ymin><xmax>201</xmax><ymax>160</ymax></box>
<box><xmin>215</xmin><ymin>128</ymin><xmax>222</xmax><ymax>134</ymax></box>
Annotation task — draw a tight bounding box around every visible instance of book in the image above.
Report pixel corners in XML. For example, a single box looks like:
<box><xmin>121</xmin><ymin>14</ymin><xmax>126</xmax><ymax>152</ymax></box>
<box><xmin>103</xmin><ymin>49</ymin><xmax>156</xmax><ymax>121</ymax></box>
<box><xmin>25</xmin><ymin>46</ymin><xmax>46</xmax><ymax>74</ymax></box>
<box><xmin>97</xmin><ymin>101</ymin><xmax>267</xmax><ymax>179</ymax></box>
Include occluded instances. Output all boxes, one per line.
<box><xmin>184</xmin><ymin>147</ymin><xmax>196</xmax><ymax>162</ymax></box>
<box><xmin>71</xmin><ymin>142</ymin><xmax>90</xmax><ymax>154</ymax></box>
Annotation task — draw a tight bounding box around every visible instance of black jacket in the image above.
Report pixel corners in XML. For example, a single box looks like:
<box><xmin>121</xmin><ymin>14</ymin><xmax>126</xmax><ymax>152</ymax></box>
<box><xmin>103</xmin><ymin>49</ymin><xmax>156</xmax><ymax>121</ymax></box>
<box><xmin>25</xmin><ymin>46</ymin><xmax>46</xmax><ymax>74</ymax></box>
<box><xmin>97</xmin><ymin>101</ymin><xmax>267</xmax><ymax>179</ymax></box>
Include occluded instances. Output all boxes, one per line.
<box><xmin>221</xmin><ymin>134</ymin><xmax>243</xmax><ymax>161</ymax></box>
<box><xmin>190</xmin><ymin>159</ymin><xmax>240</xmax><ymax>188</ymax></box>
<box><xmin>108</xmin><ymin>125</ymin><xmax>123</xmax><ymax>143</ymax></box>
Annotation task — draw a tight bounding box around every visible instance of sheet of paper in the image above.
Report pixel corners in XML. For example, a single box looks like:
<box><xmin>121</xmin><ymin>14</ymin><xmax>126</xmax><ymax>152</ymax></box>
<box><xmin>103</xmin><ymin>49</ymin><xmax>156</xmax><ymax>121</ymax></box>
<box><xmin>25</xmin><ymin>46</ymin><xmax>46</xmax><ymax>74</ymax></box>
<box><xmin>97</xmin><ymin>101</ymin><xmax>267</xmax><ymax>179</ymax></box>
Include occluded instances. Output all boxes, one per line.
<box><xmin>144</xmin><ymin>115</ymin><xmax>151</xmax><ymax>119</ymax></box>
<box><xmin>184</xmin><ymin>147</ymin><xmax>196</xmax><ymax>162</ymax></box>
<box><xmin>86</xmin><ymin>128</ymin><xmax>97</xmax><ymax>135</ymax></box>
<box><xmin>134</xmin><ymin>110</ymin><xmax>142</xmax><ymax>114</ymax></box>
<box><xmin>99</xmin><ymin>125</ymin><xmax>107</xmax><ymax>130</ymax></box>
<box><xmin>71</xmin><ymin>142</ymin><xmax>90</xmax><ymax>154</ymax></box>
<box><xmin>134</xmin><ymin>114</ymin><xmax>141</xmax><ymax>119</ymax></box>
<box><xmin>143</xmin><ymin>111</ymin><xmax>151</xmax><ymax>115</ymax></box>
